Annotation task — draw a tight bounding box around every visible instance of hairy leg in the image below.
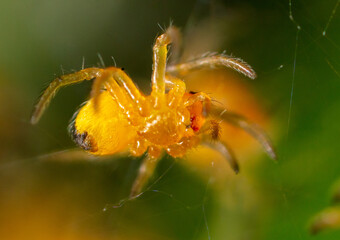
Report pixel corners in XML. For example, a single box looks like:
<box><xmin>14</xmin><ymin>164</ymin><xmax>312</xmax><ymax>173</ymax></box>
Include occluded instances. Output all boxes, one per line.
<box><xmin>202</xmin><ymin>140</ymin><xmax>239</xmax><ymax>174</ymax></box>
<box><xmin>214</xmin><ymin>108</ymin><xmax>277</xmax><ymax>160</ymax></box>
<box><xmin>31</xmin><ymin>68</ymin><xmax>102</xmax><ymax>124</ymax></box>
<box><xmin>184</xmin><ymin>92</ymin><xmax>211</xmax><ymax>117</ymax></box>
<box><xmin>91</xmin><ymin>72</ymin><xmax>141</xmax><ymax>126</ymax></box>
<box><xmin>151</xmin><ymin>32</ymin><xmax>171</xmax><ymax>108</ymax></box>
<box><xmin>198</xmin><ymin>119</ymin><xmax>222</xmax><ymax>140</ymax></box>
<box><xmin>166</xmin><ymin>26</ymin><xmax>182</xmax><ymax>65</ymax></box>
<box><xmin>130</xmin><ymin>154</ymin><xmax>161</xmax><ymax>198</ymax></box>
<box><xmin>166</xmin><ymin>54</ymin><xmax>256</xmax><ymax>80</ymax></box>
<box><xmin>130</xmin><ymin>146</ymin><xmax>163</xmax><ymax>198</ymax></box>
<box><xmin>92</xmin><ymin>67</ymin><xmax>149</xmax><ymax>117</ymax></box>
<box><xmin>199</xmin><ymin>118</ymin><xmax>239</xmax><ymax>173</ymax></box>
<box><xmin>165</xmin><ymin>75</ymin><xmax>186</xmax><ymax>108</ymax></box>
<box><xmin>36</xmin><ymin>148</ymin><xmax>128</xmax><ymax>162</ymax></box>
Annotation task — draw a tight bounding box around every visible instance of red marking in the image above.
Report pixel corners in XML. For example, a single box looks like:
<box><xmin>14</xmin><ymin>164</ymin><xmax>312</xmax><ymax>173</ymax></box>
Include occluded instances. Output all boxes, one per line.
<box><xmin>190</xmin><ymin>116</ymin><xmax>200</xmax><ymax>132</ymax></box>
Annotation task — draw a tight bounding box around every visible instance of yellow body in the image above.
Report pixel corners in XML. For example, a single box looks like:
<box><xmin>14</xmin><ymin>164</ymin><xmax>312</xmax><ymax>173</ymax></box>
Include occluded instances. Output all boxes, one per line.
<box><xmin>31</xmin><ymin>26</ymin><xmax>275</xmax><ymax>197</ymax></box>
<box><xmin>72</xmin><ymin>91</ymin><xmax>136</xmax><ymax>155</ymax></box>
<box><xmin>71</xmin><ymin>90</ymin><xmax>204</xmax><ymax>158</ymax></box>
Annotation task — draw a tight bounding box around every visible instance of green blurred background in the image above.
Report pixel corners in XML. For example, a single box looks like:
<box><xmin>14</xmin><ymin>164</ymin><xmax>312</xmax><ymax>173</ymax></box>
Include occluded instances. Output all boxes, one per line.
<box><xmin>0</xmin><ymin>0</ymin><xmax>339</xmax><ymax>239</ymax></box>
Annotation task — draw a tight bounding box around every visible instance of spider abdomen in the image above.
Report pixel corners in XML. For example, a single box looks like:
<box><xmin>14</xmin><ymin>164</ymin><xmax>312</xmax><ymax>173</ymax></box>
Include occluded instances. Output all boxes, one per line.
<box><xmin>71</xmin><ymin>91</ymin><xmax>136</xmax><ymax>155</ymax></box>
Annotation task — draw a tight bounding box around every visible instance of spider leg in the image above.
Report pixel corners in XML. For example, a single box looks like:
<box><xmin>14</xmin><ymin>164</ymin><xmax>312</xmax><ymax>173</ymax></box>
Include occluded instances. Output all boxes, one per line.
<box><xmin>31</xmin><ymin>68</ymin><xmax>102</xmax><ymax>124</ymax></box>
<box><xmin>92</xmin><ymin>67</ymin><xmax>149</xmax><ymax>117</ymax></box>
<box><xmin>184</xmin><ymin>92</ymin><xmax>211</xmax><ymax>106</ymax></box>
<box><xmin>198</xmin><ymin>119</ymin><xmax>222</xmax><ymax>140</ymax></box>
<box><xmin>166</xmin><ymin>54</ymin><xmax>256</xmax><ymax>79</ymax></box>
<box><xmin>91</xmin><ymin>72</ymin><xmax>141</xmax><ymax>126</ymax></box>
<box><xmin>130</xmin><ymin>154</ymin><xmax>161</xmax><ymax>198</ymax></box>
<box><xmin>166</xmin><ymin>26</ymin><xmax>182</xmax><ymax>65</ymax></box>
<box><xmin>165</xmin><ymin>75</ymin><xmax>186</xmax><ymax>108</ymax></box>
<box><xmin>184</xmin><ymin>92</ymin><xmax>211</xmax><ymax>117</ymax></box>
<box><xmin>151</xmin><ymin>32</ymin><xmax>172</xmax><ymax>108</ymax></box>
<box><xmin>36</xmin><ymin>148</ymin><xmax>128</xmax><ymax>162</ymax></box>
<box><xmin>202</xmin><ymin>140</ymin><xmax>239</xmax><ymax>174</ymax></box>
<box><xmin>199</xmin><ymin>119</ymin><xmax>239</xmax><ymax>173</ymax></box>
<box><xmin>214</xmin><ymin>108</ymin><xmax>277</xmax><ymax>161</ymax></box>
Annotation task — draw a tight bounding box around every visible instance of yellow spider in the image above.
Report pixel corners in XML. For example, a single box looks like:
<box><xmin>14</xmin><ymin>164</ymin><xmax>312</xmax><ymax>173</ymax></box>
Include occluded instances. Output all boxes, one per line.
<box><xmin>31</xmin><ymin>27</ymin><xmax>276</xmax><ymax>198</ymax></box>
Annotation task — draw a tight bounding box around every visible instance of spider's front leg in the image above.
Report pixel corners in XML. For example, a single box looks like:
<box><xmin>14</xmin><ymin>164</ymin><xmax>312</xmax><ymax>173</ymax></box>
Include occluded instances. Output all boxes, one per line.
<box><xmin>184</xmin><ymin>92</ymin><xmax>240</xmax><ymax>173</ymax></box>
<box><xmin>212</xmin><ymin>108</ymin><xmax>277</xmax><ymax>160</ymax></box>
<box><xmin>198</xmin><ymin>119</ymin><xmax>240</xmax><ymax>173</ymax></box>
<box><xmin>202</xmin><ymin>139</ymin><xmax>240</xmax><ymax>174</ymax></box>
<box><xmin>165</xmin><ymin>26</ymin><xmax>182</xmax><ymax>65</ymax></box>
<box><xmin>31</xmin><ymin>68</ymin><xmax>103</xmax><ymax>124</ymax></box>
<box><xmin>166</xmin><ymin>54</ymin><xmax>257</xmax><ymax>80</ymax></box>
<box><xmin>151</xmin><ymin>31</ymin><xmax>172</xmax><ymax>108</ymax></box>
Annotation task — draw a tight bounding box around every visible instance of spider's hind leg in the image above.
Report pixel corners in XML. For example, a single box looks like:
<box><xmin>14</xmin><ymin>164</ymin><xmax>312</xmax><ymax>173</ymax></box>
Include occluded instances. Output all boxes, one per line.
<box><xmin>31</xmin><ymin>68</ymin><xmax>103</xmax><ymax>124</ymax></box>
<box><xmin>91</xmin><ymin>67</ymin><xmax>149</xmax><ymax>117</ymax></box>
<box><xmin>130</xmin><ymin>148</ymin><xmax>162</xmax><ymax>198</ymax></box>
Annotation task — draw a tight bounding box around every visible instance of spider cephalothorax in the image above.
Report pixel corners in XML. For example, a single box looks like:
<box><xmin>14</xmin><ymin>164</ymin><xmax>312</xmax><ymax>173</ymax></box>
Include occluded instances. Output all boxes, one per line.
<box><xmin>31</xmin><ymin>26</ymin><xmax>276</xmax><ymax>197</ymax></box>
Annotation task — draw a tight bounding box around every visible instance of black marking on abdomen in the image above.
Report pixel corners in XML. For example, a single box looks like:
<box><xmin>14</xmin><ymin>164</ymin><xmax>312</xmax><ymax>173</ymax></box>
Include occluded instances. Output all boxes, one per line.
<box><xmin>68</xmin><ymin>121</ymin><xmax>97</xmax><ymax>152</ymax></box>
